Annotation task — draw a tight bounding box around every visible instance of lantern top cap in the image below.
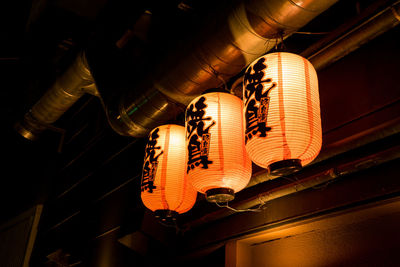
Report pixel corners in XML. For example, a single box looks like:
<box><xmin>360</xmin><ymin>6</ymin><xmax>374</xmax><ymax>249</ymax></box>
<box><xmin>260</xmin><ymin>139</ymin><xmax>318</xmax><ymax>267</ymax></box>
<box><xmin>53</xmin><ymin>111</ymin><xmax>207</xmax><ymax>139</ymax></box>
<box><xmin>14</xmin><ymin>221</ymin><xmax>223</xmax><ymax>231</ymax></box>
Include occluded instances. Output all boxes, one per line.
<box><xmin>247</xmin><ymin>51</ymin><xmax>316</xmax><ymax>73</ymax></box>
<box><xmin>149</xmin><ymin>123</ymin><xmax>184</xmax><ymax>132</ymax></box>
<box><xmin>202</xmin><ymin>88</ymin><xmax>230</xmax><ymax>94</ymax></box>
<box><xmin>263</xmin><ymin>51</ymin><xmax>302</xmax><ymax>56</ymax></box>
<box><xmin>258</xmin><ymin>51</ymin><xmax>312</xmax><ymax>63</ymax></box>
<box><xmin>187</xmin><ymin>90</ymin><xmax>241</xmax><ymax>108</ymax></box>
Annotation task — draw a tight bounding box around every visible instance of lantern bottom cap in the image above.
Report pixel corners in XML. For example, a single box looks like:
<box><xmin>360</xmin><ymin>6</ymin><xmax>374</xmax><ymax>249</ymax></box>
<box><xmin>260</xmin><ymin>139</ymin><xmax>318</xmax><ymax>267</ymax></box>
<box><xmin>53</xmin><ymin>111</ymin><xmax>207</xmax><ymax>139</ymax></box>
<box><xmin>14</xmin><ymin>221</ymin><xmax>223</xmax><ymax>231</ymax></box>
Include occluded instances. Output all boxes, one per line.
<box><xmin>268</xmin><ymin>159</ymin><xmax>302</xmax><ymax>177</ymax></box>
<box><xmin>154</xmin><ymin>209</ymin><xmax>178</xmax><ymax>222</ymax></box>
<box><xmin>205</xmin><ymin>188</ymin><xmax>235</xmax><ymax>203</ymax></box>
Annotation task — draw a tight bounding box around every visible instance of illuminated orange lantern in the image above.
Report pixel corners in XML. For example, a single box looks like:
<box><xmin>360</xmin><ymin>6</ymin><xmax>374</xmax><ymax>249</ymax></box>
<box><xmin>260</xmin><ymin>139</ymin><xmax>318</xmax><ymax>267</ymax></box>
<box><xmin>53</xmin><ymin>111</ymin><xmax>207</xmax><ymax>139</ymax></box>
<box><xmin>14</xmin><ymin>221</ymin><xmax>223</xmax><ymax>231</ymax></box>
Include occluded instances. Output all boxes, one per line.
<box><xmin>185</xmin><ymin>91</ymin><xmax>252</xmax><ymax>202</ymax></box>
<box><xmin>141</xmin><ymin>124</ymin><xmax>197</xmax><ymax>220</ymax></box>
<box><xmin>243</xmin><ymin>52</ymin><xmax>322</xmax><ymax>176</ymax></box>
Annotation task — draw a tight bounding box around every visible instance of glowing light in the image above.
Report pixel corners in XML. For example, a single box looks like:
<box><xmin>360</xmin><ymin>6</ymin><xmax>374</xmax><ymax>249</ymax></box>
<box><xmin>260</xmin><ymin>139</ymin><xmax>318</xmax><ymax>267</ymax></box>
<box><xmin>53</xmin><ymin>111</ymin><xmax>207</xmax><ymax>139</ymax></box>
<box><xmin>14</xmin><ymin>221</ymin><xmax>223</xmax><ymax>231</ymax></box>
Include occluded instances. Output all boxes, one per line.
<box><xmin>141</xmin><ymin>124</ymin><xmax>197</xmax><ymax>215</ymax></box>
<box><xmin>243</xmin><ymin>52</ymin><xmax>322</xmax><ymax>176</ymax></box>
<box><xmin>185</xmin><ymin>92</ymin><xmax>252</xmax><ymax>202</ymax></box>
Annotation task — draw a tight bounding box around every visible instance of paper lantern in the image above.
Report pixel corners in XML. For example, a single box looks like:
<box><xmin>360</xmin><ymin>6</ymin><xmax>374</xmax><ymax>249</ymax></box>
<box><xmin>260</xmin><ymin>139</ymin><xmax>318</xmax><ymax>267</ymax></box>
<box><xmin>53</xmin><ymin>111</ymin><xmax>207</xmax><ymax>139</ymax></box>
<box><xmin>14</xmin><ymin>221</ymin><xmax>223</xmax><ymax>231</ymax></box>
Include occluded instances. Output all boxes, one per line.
<box><xmin>185</xmin><ymin>91</ymin><xmax>252</xmax><ymax>202</ymax></box>
<box><xmin>243</xmin><ymin>52</ymin><xmax>322</xmax><ymax>176</ymax></box>
<box><xmin>141</xmin><ymin>124</ymin><xmax>197</xmax><ymax>220</ymax></box>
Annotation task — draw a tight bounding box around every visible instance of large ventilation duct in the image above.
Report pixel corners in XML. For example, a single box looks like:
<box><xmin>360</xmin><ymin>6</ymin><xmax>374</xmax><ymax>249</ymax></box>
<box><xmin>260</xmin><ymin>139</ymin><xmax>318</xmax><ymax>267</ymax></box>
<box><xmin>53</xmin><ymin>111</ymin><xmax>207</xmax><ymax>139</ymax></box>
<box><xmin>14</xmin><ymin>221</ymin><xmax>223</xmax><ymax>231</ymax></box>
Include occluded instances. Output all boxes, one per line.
<box><xmin>106</xmin><ymin>0</ymin><xmax>339</xmax><ymax>137</ymax></box>
<box><xmin>16</xmin><ymin>51</ymin><xmax>98</xmax><ymax>140</ymax></box>
<box><xmin>307</xmin><ymin>1</ymin><xmax>400</xmax><ymax>70</ymax></box>
<box><xmin>17</xmin><ymin>0</ymin><xmax>339</xmax><ymax>140</ymax></box>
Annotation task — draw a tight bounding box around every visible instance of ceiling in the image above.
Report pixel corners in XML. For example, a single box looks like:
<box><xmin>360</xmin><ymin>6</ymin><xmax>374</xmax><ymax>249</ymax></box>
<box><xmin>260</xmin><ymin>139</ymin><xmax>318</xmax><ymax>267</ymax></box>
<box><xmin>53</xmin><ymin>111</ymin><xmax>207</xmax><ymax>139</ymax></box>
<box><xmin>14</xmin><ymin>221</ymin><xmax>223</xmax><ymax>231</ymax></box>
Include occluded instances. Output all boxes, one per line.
<box><xmin>0</xmin><ymin>0</ymin><xmax>399</xmax><ymax>266</ymax></box>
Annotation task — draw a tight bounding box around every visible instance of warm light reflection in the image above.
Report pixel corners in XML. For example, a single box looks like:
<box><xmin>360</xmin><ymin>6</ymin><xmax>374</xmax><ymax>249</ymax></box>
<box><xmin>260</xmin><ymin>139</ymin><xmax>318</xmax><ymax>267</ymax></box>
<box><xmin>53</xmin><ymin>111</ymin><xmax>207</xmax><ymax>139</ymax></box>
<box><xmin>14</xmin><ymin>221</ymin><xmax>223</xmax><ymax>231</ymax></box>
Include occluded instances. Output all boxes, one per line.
<box><xmin>141</xmin><ymin>124</ymin><xmax>197</xmax><ymax>214</ymax></box>
<box><xmin>185</xmin><ymin>92</ymin><xmax>252</xmax><ymax>198</ymax></box>
<box><xmin>243</xmin><ymin>52</ymin><xmax>322</xmax><ymax>171</ymax></box>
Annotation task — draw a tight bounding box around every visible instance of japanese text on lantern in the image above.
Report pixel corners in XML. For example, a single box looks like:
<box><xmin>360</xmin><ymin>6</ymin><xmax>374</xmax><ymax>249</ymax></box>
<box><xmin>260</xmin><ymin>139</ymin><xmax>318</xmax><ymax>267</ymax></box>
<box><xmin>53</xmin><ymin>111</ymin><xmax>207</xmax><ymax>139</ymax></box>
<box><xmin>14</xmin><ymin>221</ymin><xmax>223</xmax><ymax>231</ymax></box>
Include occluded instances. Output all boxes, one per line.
<box><xmin>186</xmin><ymin>96</ymin><xmax>216</xmax><ymax>173</ymax></box>
<box><xmin>243</xmin><ymin>57</ymin><xmax>277</xmax><ymax>144</ymax></box>
<box><xmin>141</xmin><ymin>128</ymin><xmax>163</xmax><ymax>193</ymax></box>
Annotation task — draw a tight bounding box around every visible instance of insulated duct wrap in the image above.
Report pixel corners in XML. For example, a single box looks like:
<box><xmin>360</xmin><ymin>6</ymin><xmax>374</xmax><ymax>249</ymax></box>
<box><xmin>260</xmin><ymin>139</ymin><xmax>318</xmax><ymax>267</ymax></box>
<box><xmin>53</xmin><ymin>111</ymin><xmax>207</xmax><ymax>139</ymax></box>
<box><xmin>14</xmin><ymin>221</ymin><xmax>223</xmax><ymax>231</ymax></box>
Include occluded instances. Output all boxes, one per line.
<box><xmin>16</xmin><ymin>52</ymin><xmax>96</xmax><ymax>140</ymax></box>
<box><xmin>114</xmin><ymin>0</ymin><xmax>338</xmax><ymax>137</ymax></box>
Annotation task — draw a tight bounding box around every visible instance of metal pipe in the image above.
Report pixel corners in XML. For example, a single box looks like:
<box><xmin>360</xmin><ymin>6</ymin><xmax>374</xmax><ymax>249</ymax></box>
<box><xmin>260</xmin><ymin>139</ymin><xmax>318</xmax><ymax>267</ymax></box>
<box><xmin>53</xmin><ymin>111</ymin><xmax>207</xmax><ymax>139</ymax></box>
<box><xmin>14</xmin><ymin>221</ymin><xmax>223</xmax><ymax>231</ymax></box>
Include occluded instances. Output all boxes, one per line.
<box><xmin>230</xmin><ymin>1</ymin><xmax>400</xmax><ymax>99</ymax></box>
<box><xmin>308</xmin><ymin>1</ymin><xmax>400</xmax><ymax>70</ymax></box>
<box><xmin>18</xmin><ymin>1</ymin><xmax>399</xmax><ymax>140</ymax></box>
<box><xmin>109</xmin><ymin>0</ymin><xmax>338</xmax><ymax>137</ymax></box>
<box><xmin>183</xmin><ymin>143</ymin><xmax>400</xmax><ymax>229</ymax></box>
<box><xmin>17</xmin><ymin>0</ymin><xmax>338</xmax><ymax>139</ymax></box>
<box><xmin>15</xmin><ymin>51</ymin><xmax>98</xmax><ymax>140</ymax></box>
<box><xmin>300</xmin><ymin>0</ymin><xmax>397</xmax><ymax>59</ymax></box>
<box><xmin>241</xmin><ymin>1</ymin><xmax>400</xmax><ymax>186</ymax></box>
<box><xmin>245</xmin><ymin>115</ymin><xmax>400</xmax><ymax>188</ymax></box>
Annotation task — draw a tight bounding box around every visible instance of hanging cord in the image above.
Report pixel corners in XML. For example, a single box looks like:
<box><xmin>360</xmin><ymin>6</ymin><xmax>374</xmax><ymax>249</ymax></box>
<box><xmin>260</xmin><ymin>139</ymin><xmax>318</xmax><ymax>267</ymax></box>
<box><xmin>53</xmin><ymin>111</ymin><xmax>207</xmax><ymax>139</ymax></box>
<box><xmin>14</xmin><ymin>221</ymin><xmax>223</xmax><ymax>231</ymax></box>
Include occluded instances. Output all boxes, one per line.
<box><xmin>293</xmin><ymin>31</ymin><xmax>330</xmax><ymax>35</ymax></box>
<box><xmin>274</xmin><ymin>37</ymin><xmax>279</xmax><ymax>51</ymax></box>
<box><xmin>281</xmin><ymin>173</ymin><xmax>335</xmax><ymax>191</ymax></box>
<box><xmin>269</xmin><ymin>33</ymin><xmax>286</xmax><ymax>52</ymax></box>
<box><xmin>208</xmin><ymin>64</ymin><xmax>229</xmax><ymax>92</ymax></box>
<box><xmin>192</xmin><ymin>54</ymin><xmax>230</xmax><ymax>92</ymax></box>
<box><xmin>230</xmin><ymin>76</ymin><xmax>244</xmax><ymax>96</ymax></box>
<box><xmin>215</xmin><ymin>200</ymin><xmax>267</xmax><ymax>213</ymax></box>
<box><xmin>263</xmin><ymin>38</ymin><xmax>274</xmax><ymax>54</ymax></box>
<box><xmin>279</xmin><ymin>33</ymin><xmax>286</xmax><ymax>51</ymax></box>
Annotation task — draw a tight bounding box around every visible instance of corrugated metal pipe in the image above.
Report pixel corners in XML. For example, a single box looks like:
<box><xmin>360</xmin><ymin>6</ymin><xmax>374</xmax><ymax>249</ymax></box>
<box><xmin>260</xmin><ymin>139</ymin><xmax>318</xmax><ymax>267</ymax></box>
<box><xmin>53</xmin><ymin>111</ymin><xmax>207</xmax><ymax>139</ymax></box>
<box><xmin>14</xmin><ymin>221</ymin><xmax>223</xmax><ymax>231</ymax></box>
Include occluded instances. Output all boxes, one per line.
<box><xmin>225</xmin><ymin>0</ymin><xmax>400</xmax><ymax>188</ymax></box>
<box><xmin>183</xmin><ymin>142</ymin><xmax>400</xmax><ymax>229</ymax></box>
<box><xmin>230</xmin><ymin>1</ymin><xmax>400</xmax><ymax>97</ymax></box>
<box><xmin>106</xmin><ymin>0</ymin><xmax>339</xmax><ymax>137</ymax></box>
<box><xmin>16</xmin><ymin>0</ymin><xmax>339</xmax><ymax>140</ymax></box>
<box><xmin>306</xmin><ymin>0</ymin><xmax>400</xmax><ymax>70</ymax></box>
<box><xmin>15</xmin><ymin>51</ymin><xmax>99</xmax><ymax>140</ymax></box>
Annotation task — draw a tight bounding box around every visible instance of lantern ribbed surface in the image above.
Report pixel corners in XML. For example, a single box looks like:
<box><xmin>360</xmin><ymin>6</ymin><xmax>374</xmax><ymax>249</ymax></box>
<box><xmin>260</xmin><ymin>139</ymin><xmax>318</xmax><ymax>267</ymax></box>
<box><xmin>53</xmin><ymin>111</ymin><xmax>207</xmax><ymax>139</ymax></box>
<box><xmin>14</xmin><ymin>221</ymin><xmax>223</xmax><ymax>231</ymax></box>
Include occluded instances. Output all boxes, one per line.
<box><xmin>141</xmin><ymin>124</ymin><xmax>197</xmax><ymax>214</ymax></box>
<box><xmin>185</xmin><ymin>92</ymin><xmax>252</xmax><ymax>194</ymax></box>
<box><xmin>243</xmin><ymin>52</ymin><xmax>322</xmax><ymax>169</ymax></box>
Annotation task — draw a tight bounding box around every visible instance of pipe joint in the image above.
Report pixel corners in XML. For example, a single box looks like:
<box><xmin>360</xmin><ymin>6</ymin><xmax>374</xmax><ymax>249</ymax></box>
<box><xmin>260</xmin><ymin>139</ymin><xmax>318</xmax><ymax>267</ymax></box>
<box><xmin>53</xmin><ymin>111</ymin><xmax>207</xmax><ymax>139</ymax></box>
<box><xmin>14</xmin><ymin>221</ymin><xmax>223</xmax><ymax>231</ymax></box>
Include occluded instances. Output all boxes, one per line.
<box><xmin>16</xmin><ymin>51</ymin><xmax>97</xmax><ymax>140</ymax></box>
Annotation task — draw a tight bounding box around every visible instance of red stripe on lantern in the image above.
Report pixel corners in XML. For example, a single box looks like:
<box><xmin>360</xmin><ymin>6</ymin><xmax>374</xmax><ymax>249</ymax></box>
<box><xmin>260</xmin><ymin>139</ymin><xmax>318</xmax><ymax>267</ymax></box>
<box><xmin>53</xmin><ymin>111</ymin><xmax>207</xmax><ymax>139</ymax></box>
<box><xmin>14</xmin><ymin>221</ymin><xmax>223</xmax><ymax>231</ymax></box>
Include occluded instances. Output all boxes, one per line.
<box><xmin>141</xmin><ymin>125</ymin><xmax>197</xmax><ymax>214</ymax></box>
<box><xmin>217</xmin><ymin>93</ymin><xmax>225</xmax><ymax>174</ymax></box>
<box><xmin>160</xmin><ymin>125</ymin><xmax>170</xmax><ymax>210</ymax></box>
<box><xmin>243</xmin><ymin>52</ymin><xmax>322</xmax><ymax>175</ymax></box>
<box><xmin>298</xmin><ymin>58</ymin><xmax>314</xmax><ymax>160</ymax></box>
<box><xmin>277</xmin><ymin>52</ymin><xmax>291</xmax><ymax>160</ymax></box>
<box><xmin>186</xmin><ymin>92</ymin><xmax>252</xmax><ymax>201</ymax></box>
